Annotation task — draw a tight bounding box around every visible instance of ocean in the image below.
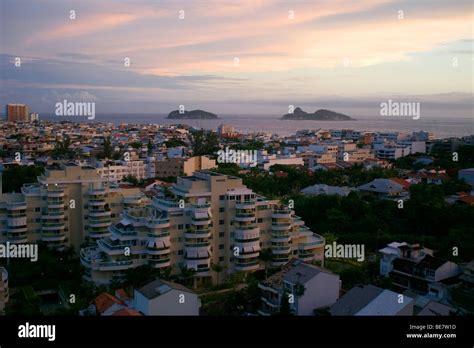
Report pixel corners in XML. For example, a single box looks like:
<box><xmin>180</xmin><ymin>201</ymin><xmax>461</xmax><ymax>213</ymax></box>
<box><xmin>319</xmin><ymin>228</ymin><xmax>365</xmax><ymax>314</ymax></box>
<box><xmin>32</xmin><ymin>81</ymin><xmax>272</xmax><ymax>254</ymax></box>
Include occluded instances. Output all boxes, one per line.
<box><xmin>40</xmin><ymin>113</ymin><xmax>474</xmax><ymax>139</ymax></box>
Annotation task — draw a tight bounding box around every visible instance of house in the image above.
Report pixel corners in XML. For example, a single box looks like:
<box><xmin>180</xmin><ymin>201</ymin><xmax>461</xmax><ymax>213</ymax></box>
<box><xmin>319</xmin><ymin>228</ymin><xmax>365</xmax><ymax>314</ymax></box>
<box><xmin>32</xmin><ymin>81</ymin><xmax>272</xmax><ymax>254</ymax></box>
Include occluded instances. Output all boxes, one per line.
<box><xmin>357</xmin><ymin>178</ymin><xmax>408</xmax><ymax>198</ymax></box>
<box><xmin>379</xmin><ymin>242</ymin><xmax>459</xmax><ymax>294</ymax></box>
<box><xmin>258</xmin><ymin>259</ymin><xmax>340</xmax><ymax>316</ymax></box>
<box><xmin>329</xmin><ymin>285</ymin><xmax>414</xmax><ymax>316</ymax></box>
<box><xmin>89</xmin><ymin>292</ymin><xmax>126</xmax><ymax>316</ymax></box>
<box><xmin>300</xmin><ymin>184</ymin><xmax>355</xmax><ymax>197</ymax></box>
<box><xmin>458</xmin><ymin>168</ymin><xmax>474</xmax><ymax>188</ymax></box>
<box><xmin>134</xmin><ymin>279</ymin><xmax>200</xmax><ymax>316</ymax></box>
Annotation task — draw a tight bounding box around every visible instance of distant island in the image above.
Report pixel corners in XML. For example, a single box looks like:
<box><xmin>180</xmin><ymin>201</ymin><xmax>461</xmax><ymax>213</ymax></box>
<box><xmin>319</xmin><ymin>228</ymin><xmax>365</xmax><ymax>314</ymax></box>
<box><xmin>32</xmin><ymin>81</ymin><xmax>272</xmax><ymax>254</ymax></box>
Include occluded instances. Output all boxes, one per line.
<box><xmin>167</xmin><ymin>109</ymin><xmax>219</xmax><ymax>119</ymax></box>
<box><xmin>281</xmin><ymin>107</ymin><xmax>355</xmax><ymax>121</ymax></box>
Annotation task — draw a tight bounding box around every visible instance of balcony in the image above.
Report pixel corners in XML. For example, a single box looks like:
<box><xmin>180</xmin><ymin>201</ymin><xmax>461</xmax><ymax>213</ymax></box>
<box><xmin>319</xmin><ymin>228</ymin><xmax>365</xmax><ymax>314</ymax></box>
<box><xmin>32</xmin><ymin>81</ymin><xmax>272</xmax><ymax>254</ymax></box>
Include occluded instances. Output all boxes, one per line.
<box><xmin>6</xmin><ymin>201</ymin><xmax>27</xmax><ymax>210</ymax></box>
<box><xmin>272</xmin><ymin>209</ymin><xmax>292</xmax><ymax>219</ymax></box>
<box><xmin>235</xmin><ymin>260</ymin><xmax>260</xmax><ymax>271</ymax></box>
<box><xmin>185</xmin><ymin>229</ymin><xmax>211</xmax><ymax>239</ymax></box>
<box><xmin>271</xmin><ymin>222</ymin><xmax>292</xmax><ymax>231</ymax></box>
<box><xmin>88</xmin><ymin>210</ymin><xmax>111</xmax><ymax>218</ymax></box>
<box><xmin>234</xmin><ymin>212</ymin><xmax>256</xmax><ymax>223</ymax></box>
<box><xmin>89</xmin><ymin>229</ymin><xmax>111</xmax><ymax>239</ymax></box>
<box><xmin>148</xmin><ymin>257</ymin><xmax>171</xmax><ymax>268</ymax></box>
<box><xmin>298</xmin><ymin>237</ymin><xmax>324</xmax><ymax>251</ymax></box>
<box><xmin>152</xmin><ymin>198</ymin><xmax>182</xmax><ymax>212</ymax></box>
<box><xmin>271</xmin><ymin>246</ymin><xmax>291</xmax><ymax>255</ymax></box>
<box><xmin>236</xmin><ymin>201</ymin><xmax>256</xmax><ymax>209</ymax></box>
<box><xmin>42</xmin><ymin>232</ymin><xmax>66</xmax><ymax>242</ymax></box>
<box><xmin>98</xmin><ymin>239</ymin><xmax>128</xmax><ymax>255</ymax></box>
<box><xmin>42</xmin><ymin>222</ymin><xmax>65</xmax><ymax>231</ymax></box>
<box><xmin>7</xmin><ymin>234</ymin><xmax>29</xmax><ymax>244</ymax></box>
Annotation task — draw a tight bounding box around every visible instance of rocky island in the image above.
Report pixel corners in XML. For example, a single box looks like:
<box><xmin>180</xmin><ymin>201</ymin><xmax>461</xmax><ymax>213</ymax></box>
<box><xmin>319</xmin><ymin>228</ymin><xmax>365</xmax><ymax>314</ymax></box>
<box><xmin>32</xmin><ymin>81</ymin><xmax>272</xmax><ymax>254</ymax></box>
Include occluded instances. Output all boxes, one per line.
<box><xmin>281</xmin><ymin>107</ymin><xmax>354</xmax><ymax>121</ymax></box>
<box><xmin>167</xmin><ymin>109</ymin><xmax>219</xmax><ymax>119</ymax></box>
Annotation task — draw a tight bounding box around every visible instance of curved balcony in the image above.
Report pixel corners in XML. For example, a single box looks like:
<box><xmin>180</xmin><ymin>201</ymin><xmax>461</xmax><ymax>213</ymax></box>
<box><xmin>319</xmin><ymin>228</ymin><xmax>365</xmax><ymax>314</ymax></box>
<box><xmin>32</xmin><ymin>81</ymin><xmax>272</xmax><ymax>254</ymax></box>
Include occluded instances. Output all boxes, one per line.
<box><xmin>98</xmin><ymin>239</ymin><xmax>128</xmax><ymax>255</ymax></box>
<box><xmin>145</xmin><ymin>219</ymin><xmax>170</xmax><ymax>229</ymax></box>
<box><xmin>42</xmin><ymin>213</ymin><xmax>65</xmax><ymax>220</ymax></box>
<box><xmin>88</xmin><ymin>199</ymin><xmax>106</xmax><ymax>207</ymax></box>
<box><xmin>234</xmin><ymin>227</ymin><xmax>259</xmax><ymax>241</ymax></box>
<box><xmin>271</xmin><ymin>222</ymin><xmax>292</xmax><ymax>231</ymax></box>
<box><xmin>42</xmin><ymin>232</ymin><xmax>66</xmax><ymax>242</ymax></box>
<box><xmin>148</xmin><ymin>257</ymin><xmax>171</xmax><ymax>268</ymax></box>
<box><xmin>235</xmin><ymin>260</ymin><xmax>259</xmax><ymax>271</ymax></box>
<box><xmin>184</xmin><ymin>228</ymin><xmax>211</xmax><ymax>239</ymax></box>
<box><xmin>272</xmin><ymin>209</ymin><xmax>292</xmax><ymax>219</ymax></box>
<box><xmin>271</xmin><ymin>233</ymin><xmax>291</xmax><ymax>243</ymax></box>
<box><xmin>42</xmin><ymin>223</ymin><xmax>65</xmax><ymax>232</ymax></box>
<box><xmin>88</xmin><ymin>219</ymin><xmax>111</xmax><ymax>228</ymax></box>
<box><xmin>234</xmin><ymin>212</ymin><xmax>256</xmax><ymax>223</ymax></box>
<box><xmin>191</xmin><ymin>218</ymin><xmax>211</xmax><ymax>226</ymax></box>
<box><xmin>7</xmin><ymin>216</ymin><xmax>27</xmax><ymax>226</ymax></box>
<box><xmin>89</xmin><ymin>229</ymin><xmax>111</xmax><ymax>239</ymax></box>
<box><xmin>271</xmin><ymin>246</ymin><xmax>291</xmax><ymax>255</ymax></box>
<box><xmin>7</xmin><ymin>202</ymin><xmax>27</xmax><ymax>211</ymax></box>
<box><xmin>47</xmin><ymin>202</ymin><xmax>64</xmax><ymax>209</ymax></box>
<box><xmin>47</xmin><ymin>191</ymin><xmax>64</xmax><ymax>198</ymax></box>
<box><xmin>7</xmin><ymin>235</ymin><xmax>29</xmax><ymax>244</ymax></box>
<box><xmin>7</xmin><ymin>226</ymin><xmax>28</xmax><ymax>234</ymax></box>
<box><xmin>236</xmin><ymin>201</ymin><xmax>256</xmax><ymax>210</ymax></box>
<box><xmin>88</xmin><ymin>210</ymin><xmax>111</xmax><ymax>218</ymax></box>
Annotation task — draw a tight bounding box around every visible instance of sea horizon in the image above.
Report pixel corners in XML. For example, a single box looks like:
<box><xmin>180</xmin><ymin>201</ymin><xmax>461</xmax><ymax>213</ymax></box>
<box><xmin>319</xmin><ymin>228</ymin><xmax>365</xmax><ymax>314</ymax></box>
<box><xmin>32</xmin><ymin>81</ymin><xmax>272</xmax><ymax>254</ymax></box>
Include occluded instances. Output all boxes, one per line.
<box><xmin>28</xmin><ymin>112</ymin><xmax>474</xmax><ymax>139</ymax></box>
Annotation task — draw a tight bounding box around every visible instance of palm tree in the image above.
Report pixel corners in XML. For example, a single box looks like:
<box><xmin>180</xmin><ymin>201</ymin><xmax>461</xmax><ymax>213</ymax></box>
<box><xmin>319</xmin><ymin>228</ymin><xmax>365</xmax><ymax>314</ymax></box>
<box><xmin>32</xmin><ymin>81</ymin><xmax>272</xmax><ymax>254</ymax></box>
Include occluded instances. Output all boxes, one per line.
<box><xmin>211</xmin><ymin>263</ymin><xmax>224</xmax><ymax>285</ymax></box>
<box><xmin>259</xmin><ymin>248</ymin><xmax>273</xmax><ymax>278</ymax></box>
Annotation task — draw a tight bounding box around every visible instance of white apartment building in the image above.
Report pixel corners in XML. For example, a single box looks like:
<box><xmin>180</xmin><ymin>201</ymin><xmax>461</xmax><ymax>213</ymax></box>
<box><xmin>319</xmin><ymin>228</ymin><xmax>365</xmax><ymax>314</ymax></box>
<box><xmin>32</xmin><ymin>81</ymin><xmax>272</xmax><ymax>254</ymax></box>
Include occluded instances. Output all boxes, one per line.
<box><xmin>0</xmin><ymin>163</ymin><xmax>143</xmax><ymax>251</ymax></box>
<box><xmin>262</xmin><ymin>156</ymin><xmax>305</xmax><ymax>171</ymax></box>
<box><xmin>259</xmin><ymin>260</ymin><xmax>340</xmax><ymax>315</ymax></box>
<box><xmin>96</xmin><ymin>160</ymin><xmax>146</xmax><ymax>182</ymax></box>
<box><xmin>134</xmin><ymin>279</ymin><xmax>200</xmax><ymax>315</ymax></box>
<box><xmin>81</xmin><ymin>171</ymin><xmax>325</xmax><ymax>286</ymax></box>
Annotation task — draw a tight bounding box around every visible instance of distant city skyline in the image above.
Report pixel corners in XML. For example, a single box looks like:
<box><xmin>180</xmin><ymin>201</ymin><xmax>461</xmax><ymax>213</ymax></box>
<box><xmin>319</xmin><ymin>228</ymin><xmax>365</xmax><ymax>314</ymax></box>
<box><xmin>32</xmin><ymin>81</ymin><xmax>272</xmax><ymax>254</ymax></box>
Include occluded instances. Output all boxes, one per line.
<box><xmin>0</xmin><ymin>0</ymin><xmax>472</xmax><ymax>117</ymax></box>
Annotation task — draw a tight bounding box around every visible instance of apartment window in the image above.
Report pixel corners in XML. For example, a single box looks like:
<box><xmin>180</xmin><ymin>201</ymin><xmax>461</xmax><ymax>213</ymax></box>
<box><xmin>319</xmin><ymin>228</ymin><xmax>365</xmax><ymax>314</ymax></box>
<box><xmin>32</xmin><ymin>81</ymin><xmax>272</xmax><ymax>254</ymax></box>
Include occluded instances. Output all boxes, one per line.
<box><xmin>219</xmin><ymin>207</ymin><xmax>225</xmax><ymax>213</ymax></box>
<box><xmin>219</xmin><ymin>232</ymin><xmax>225</xmax><ymax>238</ymax></box>
<box><xmin>219</xmin><ymin>195</ymin><xmax>225</xmax><ymax>201</ymax></box>
<box><xmin>178</xmin><ymin>250</ymin><xmax>184</xmax><ymax>255</ymax></box>
<box><xmin>185</xmin><ymin>224</ymin><xmax>190</xmax><ymax>229</ymax></box>
<box><xmin>178</xmin><ymin>224</ymin><xmax>184</xmax><ymax>230</ymax></box>
<box><xmin>219</xmin><ymin>220</ymin><xmax>224</xmax><ymax>225</ymax></box>
<box><xmin>35</xmin><ymin>207</ymin><xmax>40</xmax><ymax>212</ymax></box>
<box><xmin>35</xmin><ymin>218</ymin><xmax>40</xmax><ymax>223</ymax></box>
<box><xmin>229</xmin><ymin>257</ymin><xmax>234</xmax><ymax>262</ymax></box>
<box><xmin>257</xmin><ymin>218</ymin><xmax>263</xmax><ymax>223</ymax></box>
<box><xmin>219</xmin><ymin>256</ymin><xmax>224</xmax><ymax>262</ymax></box>
<box><xmin>219</xmin><ymin>244</ymin><xmax>224</xmax><ymax>250</ymax></box>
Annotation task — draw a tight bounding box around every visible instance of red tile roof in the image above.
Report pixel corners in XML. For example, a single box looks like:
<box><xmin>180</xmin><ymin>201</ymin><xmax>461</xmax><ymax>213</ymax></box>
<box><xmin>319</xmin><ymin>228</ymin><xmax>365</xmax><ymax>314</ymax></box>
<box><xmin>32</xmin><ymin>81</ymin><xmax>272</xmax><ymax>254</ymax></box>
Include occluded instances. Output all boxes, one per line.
<box><xmin>93</xmin><ymin>293</ymin><xmax>124</xmax><ymax>314</ymax></box>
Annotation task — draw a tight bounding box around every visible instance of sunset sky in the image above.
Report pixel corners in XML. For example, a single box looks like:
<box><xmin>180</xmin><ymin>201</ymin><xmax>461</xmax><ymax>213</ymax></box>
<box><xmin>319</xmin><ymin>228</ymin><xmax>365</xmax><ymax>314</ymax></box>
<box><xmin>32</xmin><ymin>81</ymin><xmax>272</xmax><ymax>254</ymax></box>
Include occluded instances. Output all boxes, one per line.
<box><xmin>0</xmin><ymin>0</ymin><xmax>472</xmax><ymax>116</ymax></box>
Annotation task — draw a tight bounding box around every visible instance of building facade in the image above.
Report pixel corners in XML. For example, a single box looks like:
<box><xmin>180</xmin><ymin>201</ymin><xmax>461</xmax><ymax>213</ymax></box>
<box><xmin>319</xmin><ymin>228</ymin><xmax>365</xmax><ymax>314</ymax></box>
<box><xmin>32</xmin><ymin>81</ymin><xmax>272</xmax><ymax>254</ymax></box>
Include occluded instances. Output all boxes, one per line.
<box><xmin>81</xmin><ymin>171</ymin><xmax>325</xmax><ymax>285</ymax></box>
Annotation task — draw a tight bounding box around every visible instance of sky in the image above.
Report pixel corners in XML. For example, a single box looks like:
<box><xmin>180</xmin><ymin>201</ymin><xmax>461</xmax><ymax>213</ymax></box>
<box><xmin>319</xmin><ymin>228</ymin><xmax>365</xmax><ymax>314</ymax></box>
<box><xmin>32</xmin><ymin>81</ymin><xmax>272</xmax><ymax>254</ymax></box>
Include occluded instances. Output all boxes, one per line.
<box><xmin>0</xmin><ymin>0</ymin><xmax>473</xmax><ymax>117</ymax></box>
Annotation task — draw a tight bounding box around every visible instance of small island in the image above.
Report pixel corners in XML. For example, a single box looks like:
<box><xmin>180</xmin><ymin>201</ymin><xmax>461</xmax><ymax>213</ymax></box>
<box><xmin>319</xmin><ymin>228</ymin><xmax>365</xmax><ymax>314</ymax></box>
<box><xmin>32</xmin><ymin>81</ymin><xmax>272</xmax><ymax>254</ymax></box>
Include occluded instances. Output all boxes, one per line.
<box><xmin>167</xmin><ymin>109</ymin><xmax>219</xmax><ymax>119</ymax></box>
<box><xmin>281</xmin><ymin>107</ymin><xmax>355</xmax><ymax>121</ymax></box>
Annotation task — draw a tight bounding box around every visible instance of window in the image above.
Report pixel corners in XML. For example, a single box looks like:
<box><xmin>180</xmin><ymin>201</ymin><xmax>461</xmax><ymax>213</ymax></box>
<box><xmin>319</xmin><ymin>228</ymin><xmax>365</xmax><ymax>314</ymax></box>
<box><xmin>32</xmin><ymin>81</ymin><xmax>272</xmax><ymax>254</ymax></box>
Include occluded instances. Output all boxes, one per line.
<box><xmin>219</xmin><ymin>207</ymin><xmax>225</xmax><ymax>213</ymax></box>
<box><xmin>178</xmin><ymin>250</ymin><xmax>184</xmax><ymax>255</ymax></box>
<box><xmin>219</xmin><ymin>232</ymin><xmax>225</xmax><ymax>238</ymax></box>
<box><xmin>35</xmin><ymin>207</ymin><xmax>40</xmax><ymax>212</ymax></box>
<box><xmin>219</xmin><ymin>195</ymin><xmax>225</xmax><ymax>201</ymax></box>
<box><xmin>219</xmin><ymin>220</ymin><xmax>224</xmax><ymax>225</ymax></box>
<box><xmin>219</xmin><ymin>256</ymin><xmax>224</xmax><ymax>262</ymax></box>
<box><xmin>178</xmin><ymin>224</ymin><xmax>184</xmax><ymax>230</ymax></box>
<box><xmin>219</xmin><ymin>244</ymin><xmax>224</xmax><ymax>250</ymax></box>
<box><xmin>257</xmin><ymin>218</ymin><xmax>263</xmax><ymax>223</ymax></box>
